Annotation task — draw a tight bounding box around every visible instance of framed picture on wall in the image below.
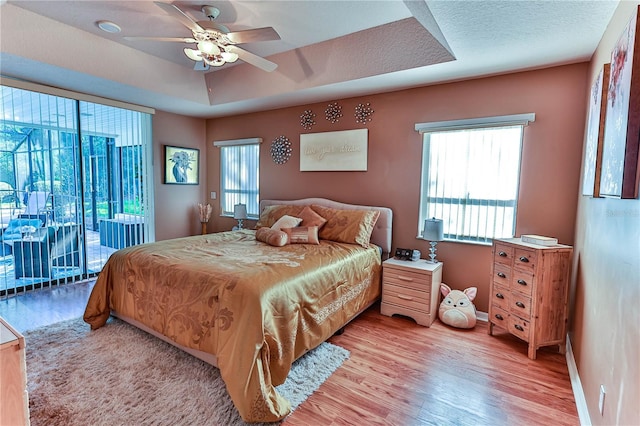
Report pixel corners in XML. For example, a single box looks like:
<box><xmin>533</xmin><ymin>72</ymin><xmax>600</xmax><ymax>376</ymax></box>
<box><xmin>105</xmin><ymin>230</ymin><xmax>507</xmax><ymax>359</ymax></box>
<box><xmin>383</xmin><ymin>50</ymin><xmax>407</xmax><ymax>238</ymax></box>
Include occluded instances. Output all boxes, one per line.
<box><xmin>582</xmin><ymin>64</ymin><xmax>610</xmax><ymax>197</ymax></box>
<box><xmin>164</xmin><ymin>145</ymin><xmax>199</xmax><ymax>185</ymax></box>
<box><xmin>600</xmin><ymin>6</ymin><xmax>640</xmax><ymax>199</ymax></box>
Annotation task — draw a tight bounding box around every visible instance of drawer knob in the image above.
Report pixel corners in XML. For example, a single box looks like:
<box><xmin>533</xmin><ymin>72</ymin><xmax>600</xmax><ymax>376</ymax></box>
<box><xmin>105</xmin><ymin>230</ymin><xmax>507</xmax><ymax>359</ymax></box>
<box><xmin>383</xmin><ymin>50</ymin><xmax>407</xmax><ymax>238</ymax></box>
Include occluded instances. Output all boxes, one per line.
<box><xmin>496</xmin><ymin>293</ymin><xmax>504</xmax><ymax>299</ymax></box>
<box><xmin>515</xmin><ymin>301</ymin><xmax>526</xmax><ymax>308</ymax></box>
<box><xmin>517</xmin><ymin>279</ymin><xmax>527</xmax><ymax>286</ymax></box>
<box><xmin>497</xmin><ymin>272</ymin><xmax>506</xmax><ymax>278</ymax></box>
<box><xmin>495</xmin><ymin>313</ymin><xmax>504</xmax><ymax>321</ymax></box>
<box><xmin>519</xmin><ymin>256</ymin><xmax>529</xmax><ymax>263</ymax></box>
<box><xmin>398</xmin><ymin>275</ymin><xmax>414</xmax><ymax>282</ymax></box>
<box><xmin>514</xmin><ymin>324</ymin><xmax>525</xmax><ymax>332</ymax></box>
<box><xmin>499</xmin><ymin>251</ymin><xmax>507</xmax><ymax>257</ymax></box>
<box><xmin>397</xmin><ymin>294</ymin><xmax>414</xmax><ymax>301</ymax></box>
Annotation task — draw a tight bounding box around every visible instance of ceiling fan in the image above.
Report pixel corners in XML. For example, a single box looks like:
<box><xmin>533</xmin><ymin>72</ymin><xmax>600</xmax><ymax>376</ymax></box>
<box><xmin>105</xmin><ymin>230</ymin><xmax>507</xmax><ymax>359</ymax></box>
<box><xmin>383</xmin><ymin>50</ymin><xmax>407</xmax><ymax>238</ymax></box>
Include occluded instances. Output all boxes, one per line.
<box><xmin>125</xmin><ymin>2</ymin><xmax>281</xmax><ymax>72</ymax></box>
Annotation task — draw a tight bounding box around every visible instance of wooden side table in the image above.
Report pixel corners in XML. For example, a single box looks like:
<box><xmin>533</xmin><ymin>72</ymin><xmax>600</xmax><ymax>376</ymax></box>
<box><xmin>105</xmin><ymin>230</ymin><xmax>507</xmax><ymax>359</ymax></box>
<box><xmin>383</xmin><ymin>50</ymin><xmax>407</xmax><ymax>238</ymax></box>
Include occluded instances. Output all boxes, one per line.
<box><xmin>380</xmin><ymin>258</ymin><xmax>443</xmax><ymax>327</ymax></box>
<box><xmin>0</xmin><ymin>317</ymin><xmax>29</xmax><ymax>425</ymax></box>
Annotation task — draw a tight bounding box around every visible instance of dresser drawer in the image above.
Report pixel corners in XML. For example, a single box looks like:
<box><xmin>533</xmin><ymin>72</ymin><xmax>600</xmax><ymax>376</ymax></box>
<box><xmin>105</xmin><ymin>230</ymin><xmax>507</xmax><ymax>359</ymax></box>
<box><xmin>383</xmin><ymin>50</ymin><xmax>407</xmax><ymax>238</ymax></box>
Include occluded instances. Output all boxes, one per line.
<box><xmin>493</xmin><ymin>263</ymin><xmax>511</xmax><ymax>287</ymax></box>
<box><xmin>511</xmin><ymin>270</ymin><xmax>534</xmax><ymax>297</ymax></box>
<box><xmin>510</xmin><ymin>294</ymin><xmax>532</xmax><ymax>320</ymax></box>
<box><xmin>509</xmin><ymin>315</ymin><xmax>531</xmax><ymax>342</ymax></box>
<box><xmin>489</xmin><ymin>305</ymin><xmax>509</xmax><ymax>327</ymax></box>
<box><xmin>514</xmin><ymin>247</ymin><xmax>536</xmax><ymax>272</ymax></box>
<box><xmin>383</xmin><ymin>268</ymin><xmax>429</xmax><ymax>291</ymax></box>
<box><xmin>493</xmin><ymin>243</ymin><xmax>514</xmax><ymax>266</ymax></box>
<box><xmin>382</xmin><ymin>283</ymin><xmax>430</xmax><ymax>312</ymax></box>
<box><xmin>490</xmin><ymin>284</ymin><xmax>510</xmax><ymax>312</ymax></box>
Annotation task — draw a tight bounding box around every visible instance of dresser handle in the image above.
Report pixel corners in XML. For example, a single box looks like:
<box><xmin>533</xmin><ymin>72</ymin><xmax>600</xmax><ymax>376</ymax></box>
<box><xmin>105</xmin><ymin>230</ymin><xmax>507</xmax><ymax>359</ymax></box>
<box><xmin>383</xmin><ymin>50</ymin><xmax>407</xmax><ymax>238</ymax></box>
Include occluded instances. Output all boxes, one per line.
<box><xmin>499</xmin><ymin>251</ymin><xmax>507</xmax><ymax>257</ymax></box>
<box><xmin>497</xmin><ymin>272</ymin><xmax>506</xmax><ymax>278</ymax></box>
<box><xmin>517</xmin><ymin>279</ymin><xmax>527</xmax><ymax>286</ymax></box>
<box><xmin>398</xmin><ymin>275</ymin><xmax>414</xmax><ymax>282</ymax></box>
<box><xmin>495</xmin><ymin>314</ymin><xmax>504</xmax><ymax>321</ymax></box>
<box><xmin>496</xmin><ymin>293</ymin><xmax>504</xmax><ymax>299</ymax></box>
<box><xmin>519</xmin><ymin>256</ymin><xmax>529</xmax><ymax>263</ymax></box>
<box><xmin>515</xmin><ymin>301</ymin><xmax>525</xmax><ymax>308</ymax></box>
<box><xmin>514</xmin><ymin>324</ymin><xmax>524</xmax><ymax>332</ymax></box>
<box><xmin>397</xmin><ymin>294</ymin><xmax>413</xmax><ymax>301</ymax></box>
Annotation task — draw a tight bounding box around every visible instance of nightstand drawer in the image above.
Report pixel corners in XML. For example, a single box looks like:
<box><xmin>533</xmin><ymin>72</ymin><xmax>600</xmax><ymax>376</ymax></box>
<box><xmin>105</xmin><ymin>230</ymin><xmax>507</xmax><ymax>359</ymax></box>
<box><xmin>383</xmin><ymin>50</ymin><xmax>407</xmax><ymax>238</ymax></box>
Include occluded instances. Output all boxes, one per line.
<box><xmin>510</xmin><ymin>294</ymin><xmax>532</xmax><ymax>319</ymax></box>
<box><xmin>383</xmin><ymin>283</ymin><xmax>430</xmax><ymax>312</ymax></box>
<box><xmin>509</xmin><ymin>315</ymin><xmax>530</xmax><ymax>342</ymax></box>
<box><xmin>511</xmin><ymin>271</ymin><xmax>534</xmax><ymax>297</ymax></box>
<box><xmin>493</xmin><ymin>264</ymin><xmax>511</xmax><ymax>287</ymax></box>
<box><xmin>490</xmin><ymin>305</ymin><xmax>509</xmax><ymax>326</ymax></box>
<box><xmin>490</xmin><ymin>284</ymin><xmax>510</xmax><ymax>312</ymax></box>
<box><xmin>514</xmin><ymin>248</ymin><xmax>536</xmax><ymax>272</ymax></box>
<box><xmin>494</xmin><ymin>243</ymin><xmax>514</xmax><ymax>266</ymax></box>
<box><xmin>383</xmin><ymin>269</ymin><xmax>429</xmax><ymax>290</ymax></box>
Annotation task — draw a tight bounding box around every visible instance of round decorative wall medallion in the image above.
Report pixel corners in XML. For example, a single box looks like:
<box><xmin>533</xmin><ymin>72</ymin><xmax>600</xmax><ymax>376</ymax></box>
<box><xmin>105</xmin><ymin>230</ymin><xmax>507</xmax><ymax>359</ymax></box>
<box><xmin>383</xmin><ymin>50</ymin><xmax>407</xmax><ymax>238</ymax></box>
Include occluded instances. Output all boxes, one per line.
<box><xmin>355</xmin><ymin>102</ymin><xmax>374</xmax><ymax>125</ymax></box>
<box><xmin>300</xmin><ymin>109</ymin><xmax>316</xmax><ymax>130</ymax></box>
<box><xmin>325</xmin><ymin>102</ymin><xmax>343</xmax><ymax>123</ymax></box>
<box><xmin>270</xmin><ymin>135</ymin><xmax>292</xmax><ymax>164</ymax></box>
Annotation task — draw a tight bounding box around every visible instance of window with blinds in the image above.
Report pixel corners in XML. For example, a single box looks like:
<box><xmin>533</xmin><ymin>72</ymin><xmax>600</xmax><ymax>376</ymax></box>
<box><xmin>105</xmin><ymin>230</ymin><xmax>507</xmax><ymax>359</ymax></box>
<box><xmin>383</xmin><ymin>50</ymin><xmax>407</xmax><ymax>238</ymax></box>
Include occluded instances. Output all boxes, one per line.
<box><xmin>416</xmin><ymin>114</ymin><xmax>534</xmax><ymax>244</ymax></box>
<box><xmin>214</xmin><ymin>138</ymin><xmax>261</xmax><ymax>218</ymax></box>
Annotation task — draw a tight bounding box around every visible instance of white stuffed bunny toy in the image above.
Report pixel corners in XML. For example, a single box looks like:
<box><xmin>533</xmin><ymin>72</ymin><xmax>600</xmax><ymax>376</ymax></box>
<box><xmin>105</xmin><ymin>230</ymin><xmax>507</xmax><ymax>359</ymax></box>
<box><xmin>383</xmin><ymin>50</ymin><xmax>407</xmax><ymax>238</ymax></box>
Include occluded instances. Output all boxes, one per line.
<box><xmin>438</xmin><ymin>283</ymin><xmax>477</xmax><ymax>329</ymax></box>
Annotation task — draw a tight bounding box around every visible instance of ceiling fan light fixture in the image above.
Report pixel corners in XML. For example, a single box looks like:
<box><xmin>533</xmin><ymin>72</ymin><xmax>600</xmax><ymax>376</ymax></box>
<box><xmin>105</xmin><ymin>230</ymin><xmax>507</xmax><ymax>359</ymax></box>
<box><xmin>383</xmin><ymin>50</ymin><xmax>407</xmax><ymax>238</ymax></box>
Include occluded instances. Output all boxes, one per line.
<box><xmin>184</xmin><ymin>48</ymin><xmax>203</xmax><ymax>62</ymax></box>
<box><xmin>221</xmin><ymin>51</ymin><xmax>239</xmax><ymax>63</ymax></box>
<box><xmin>96</xmin><ymin>20</ymin><xmax>121</xmax><ymax>33</ymax></box>
<box><xmin>197</xmin><ymin>40</ymin><xmax>220</xmax><ymax>56</ymax></box>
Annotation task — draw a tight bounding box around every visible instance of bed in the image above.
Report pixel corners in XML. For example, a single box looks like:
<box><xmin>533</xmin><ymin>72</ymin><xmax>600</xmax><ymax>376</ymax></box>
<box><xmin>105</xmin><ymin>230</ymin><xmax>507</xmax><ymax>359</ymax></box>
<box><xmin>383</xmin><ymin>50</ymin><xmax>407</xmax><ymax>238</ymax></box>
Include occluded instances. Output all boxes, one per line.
<box><xmin>83</xmin><ymin>198</ymin><xmax>392</xmax><ymax>423</ymax></box>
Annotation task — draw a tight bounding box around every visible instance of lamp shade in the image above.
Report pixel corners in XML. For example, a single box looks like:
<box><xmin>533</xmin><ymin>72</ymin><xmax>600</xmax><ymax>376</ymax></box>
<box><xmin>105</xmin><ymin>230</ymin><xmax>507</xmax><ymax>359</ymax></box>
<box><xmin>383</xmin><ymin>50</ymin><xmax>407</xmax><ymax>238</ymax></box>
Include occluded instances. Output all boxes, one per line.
<box><xmin>233</xmin><ymin>203</ymin><xmax>247</xmax><ymax>220</ymax></box>
<box><xmin>422</xmin><ymin>217</ymin><xmax>444</xmax><ymax>241</ymax></box>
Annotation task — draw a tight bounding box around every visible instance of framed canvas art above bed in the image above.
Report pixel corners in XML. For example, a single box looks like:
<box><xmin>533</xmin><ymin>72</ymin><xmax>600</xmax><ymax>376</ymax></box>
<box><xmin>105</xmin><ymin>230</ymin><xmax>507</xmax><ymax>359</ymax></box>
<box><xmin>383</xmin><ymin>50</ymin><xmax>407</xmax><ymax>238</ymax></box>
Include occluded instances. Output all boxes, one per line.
<box><xmin>600</xmin><ymin>6</ymin><xmax>640</xmax><ymax>199</ymax></box>
<box><xmin>582</xmin><ymin>64</ymin><xmax>610</xmax><ymax>197</ymax></box>
<box><xmin>164</xmin><ymin>145</ymin><xmax>199</xmax><ymax>185</ymax></box>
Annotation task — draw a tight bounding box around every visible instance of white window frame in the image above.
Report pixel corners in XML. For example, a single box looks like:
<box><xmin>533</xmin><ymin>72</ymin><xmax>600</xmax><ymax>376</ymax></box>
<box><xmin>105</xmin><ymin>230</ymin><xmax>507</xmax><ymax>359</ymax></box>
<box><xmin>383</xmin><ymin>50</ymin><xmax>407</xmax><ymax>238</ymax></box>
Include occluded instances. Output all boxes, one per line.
<box><xmin>415</xmin><ymin>114</ymin><xmax>535</xmax><ymax>245</ymax></box>
<box><xmin>213</xmin><ymin>138</ymin><xmax>262</xmax><ymax>219</ymax></box>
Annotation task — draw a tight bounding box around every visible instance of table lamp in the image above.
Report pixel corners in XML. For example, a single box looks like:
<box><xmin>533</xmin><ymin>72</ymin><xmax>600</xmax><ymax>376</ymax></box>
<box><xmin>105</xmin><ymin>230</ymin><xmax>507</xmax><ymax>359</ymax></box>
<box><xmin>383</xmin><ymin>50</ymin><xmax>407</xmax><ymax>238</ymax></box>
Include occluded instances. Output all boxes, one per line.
<box><xmin>233</xmin><ymin>203</ymin><xmax>247</xmax><ymax>230</ymax></box>
<box><xmin>422</xmin><ymin>217</ymin><xmax>444</xmax><ymax>263</ymax></box>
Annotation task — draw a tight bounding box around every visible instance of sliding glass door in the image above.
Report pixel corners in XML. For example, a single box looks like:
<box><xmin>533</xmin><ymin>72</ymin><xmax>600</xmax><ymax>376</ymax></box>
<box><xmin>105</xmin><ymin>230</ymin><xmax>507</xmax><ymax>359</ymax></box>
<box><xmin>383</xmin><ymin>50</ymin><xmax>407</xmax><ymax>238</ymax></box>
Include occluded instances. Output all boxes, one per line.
<box><xmin>0</xmin><ymin>83</ymin><xmax>154</xmax><ymax>296</ymax></box>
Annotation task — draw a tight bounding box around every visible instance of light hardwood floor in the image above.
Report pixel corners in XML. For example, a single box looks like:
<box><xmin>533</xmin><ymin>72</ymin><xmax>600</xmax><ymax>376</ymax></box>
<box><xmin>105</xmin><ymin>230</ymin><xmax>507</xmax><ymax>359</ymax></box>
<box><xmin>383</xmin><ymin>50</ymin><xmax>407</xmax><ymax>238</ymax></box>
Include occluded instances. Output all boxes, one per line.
<box><xmin>0</xmin><ymin>282</ymin><xmax>579</xmax><ymax>425</ymax></box>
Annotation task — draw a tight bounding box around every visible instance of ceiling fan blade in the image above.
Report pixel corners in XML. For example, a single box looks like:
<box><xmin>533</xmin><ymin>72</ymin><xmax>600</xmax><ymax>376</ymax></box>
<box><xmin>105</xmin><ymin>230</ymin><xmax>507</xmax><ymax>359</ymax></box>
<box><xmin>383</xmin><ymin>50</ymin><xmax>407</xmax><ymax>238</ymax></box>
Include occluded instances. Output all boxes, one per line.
<box><xmin>226</xmin><ymin>27</ymin><xmax>281</xmax><ymax>44</ymax></box>
<box><xmin>226</xmin><ymin>45</ymin><xmax>277</xmax><ymax>72</ymax></box>
<box><xmin>153</xmin><ymin>1</ymin><xmax>204</xmax><ymax>33</ymax></box>
<box><xmin>124</xmin><ymin>36</ymin><xmax>196</xmax><ymax>43</ymax></box>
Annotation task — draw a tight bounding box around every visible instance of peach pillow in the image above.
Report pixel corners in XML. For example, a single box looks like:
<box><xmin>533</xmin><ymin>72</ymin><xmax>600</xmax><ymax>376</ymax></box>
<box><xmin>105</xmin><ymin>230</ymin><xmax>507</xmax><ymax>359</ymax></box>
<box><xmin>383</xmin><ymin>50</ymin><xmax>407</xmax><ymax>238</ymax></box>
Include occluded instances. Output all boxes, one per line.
<box><xmin>282</xmin><ymin>226</ymin><xmax>320</xmax><ymax>244</ymax></box>
<box><xmin>255</xmin><ymin>205</ymin><xmax>306</xmax><ymax>228</ymax></box>
<box><xmin>255</xmin><ymin>228</ymin><xmax>288</xmax><ymax>247</ymax></box>
<box><xmin>311</xmin><ymin>205</ymin><xmax>380</xmax><ymax>248</ymax></box>
<box><xmin>271</xmin><ymin>215</ymin><xmax>303</xmax><ymax>231</ymax></box>
<box><xmin>298</xmin><ymin>205</ymin><xmax>327</xmax><ymax>229</ymax></box>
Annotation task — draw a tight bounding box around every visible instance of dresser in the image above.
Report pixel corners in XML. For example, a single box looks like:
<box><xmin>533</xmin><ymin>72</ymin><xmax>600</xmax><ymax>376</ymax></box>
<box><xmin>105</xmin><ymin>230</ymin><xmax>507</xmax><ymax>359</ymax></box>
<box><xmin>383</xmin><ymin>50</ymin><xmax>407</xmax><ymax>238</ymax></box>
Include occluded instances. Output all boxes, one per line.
<box><xmin>488</xmin><ymin>238</ymin><xmax>573</xmax><ymax>359</ymax></box>
<box><xmin>380</xmin><ymin>258</ymin><xmax>443</xmax><ymax>327</ymax></box>
<box><xmin>0</xmin><ymin>317</ymin><xmax>29</xmax><ymax>425</ymax></box>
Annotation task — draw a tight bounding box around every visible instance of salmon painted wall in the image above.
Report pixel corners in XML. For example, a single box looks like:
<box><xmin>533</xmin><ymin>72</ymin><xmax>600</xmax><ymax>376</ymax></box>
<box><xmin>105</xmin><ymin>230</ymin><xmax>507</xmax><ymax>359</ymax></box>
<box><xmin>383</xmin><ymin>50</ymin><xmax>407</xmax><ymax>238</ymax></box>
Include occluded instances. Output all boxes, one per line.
<box><xmin>572</xmin><ymin>2</ymin><xmax>640</xmax><ymax>425</ymax></box>
<box><xmin>205</xmin><ymin>64</ymin><xmax>588</xmax><ymax>313</ymax></box>
<box><xmin>152</xmin><ymin>110</ymin><xmax>207</xmax><ymax>240</ymax></box>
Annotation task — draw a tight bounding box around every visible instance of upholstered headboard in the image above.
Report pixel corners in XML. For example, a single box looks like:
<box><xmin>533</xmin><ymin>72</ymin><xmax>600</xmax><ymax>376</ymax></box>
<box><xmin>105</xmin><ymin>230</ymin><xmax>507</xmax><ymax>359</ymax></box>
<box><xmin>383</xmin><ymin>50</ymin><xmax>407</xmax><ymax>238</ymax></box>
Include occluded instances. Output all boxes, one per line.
<box><xmin>259</xmin><ymin>198</ymin><xmax>393</xmax><ymax>255</ymax></box>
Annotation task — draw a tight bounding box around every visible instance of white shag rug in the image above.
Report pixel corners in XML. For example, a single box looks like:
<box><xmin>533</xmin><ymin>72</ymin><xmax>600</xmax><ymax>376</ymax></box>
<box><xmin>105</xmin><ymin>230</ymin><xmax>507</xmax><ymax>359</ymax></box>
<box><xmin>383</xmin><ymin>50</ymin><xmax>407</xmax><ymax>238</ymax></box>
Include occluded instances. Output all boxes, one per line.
<box><xmin>24</xmin><ymin>317</ymin><xmax>349</xmax><ymax>425</ymax></box>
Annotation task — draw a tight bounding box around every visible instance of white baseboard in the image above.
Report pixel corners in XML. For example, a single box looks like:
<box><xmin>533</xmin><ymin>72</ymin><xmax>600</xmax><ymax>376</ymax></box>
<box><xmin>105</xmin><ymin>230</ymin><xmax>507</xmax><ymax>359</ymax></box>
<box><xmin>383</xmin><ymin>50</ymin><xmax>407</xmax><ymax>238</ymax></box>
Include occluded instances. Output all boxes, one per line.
<box><xmin>566</xmin><ymin>335</ymin><xmax>591</xmax><ymax>426</ymax></box>
<box><xmin>476</xmin><ymin>310</ymin><xmax>488</xmax><ymax>322</ymax></box>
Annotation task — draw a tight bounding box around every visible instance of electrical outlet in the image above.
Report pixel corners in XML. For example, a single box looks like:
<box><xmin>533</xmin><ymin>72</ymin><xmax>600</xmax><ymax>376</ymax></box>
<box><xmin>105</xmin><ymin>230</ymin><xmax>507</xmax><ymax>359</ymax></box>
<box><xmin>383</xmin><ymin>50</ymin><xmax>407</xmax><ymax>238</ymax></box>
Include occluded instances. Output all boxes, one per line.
<box><xmin>598</xmin><ymin>385</ymin><xmax>606</xmax><ymax>415</ymax></box>
<box><xmin>210</xmin><ymin>191</ymin><xmax>216</xmax><ymax>200</ymax></box>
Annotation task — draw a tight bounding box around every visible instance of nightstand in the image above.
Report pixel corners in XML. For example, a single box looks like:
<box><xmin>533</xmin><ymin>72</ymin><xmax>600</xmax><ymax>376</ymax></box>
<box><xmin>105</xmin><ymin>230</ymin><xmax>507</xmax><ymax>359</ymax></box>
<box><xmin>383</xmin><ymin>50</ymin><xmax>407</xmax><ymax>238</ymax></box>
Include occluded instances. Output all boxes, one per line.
<box><xmin>380</xmin><ymin>258</ymin><xmax>443</xmax><ymax>327</ymax></box>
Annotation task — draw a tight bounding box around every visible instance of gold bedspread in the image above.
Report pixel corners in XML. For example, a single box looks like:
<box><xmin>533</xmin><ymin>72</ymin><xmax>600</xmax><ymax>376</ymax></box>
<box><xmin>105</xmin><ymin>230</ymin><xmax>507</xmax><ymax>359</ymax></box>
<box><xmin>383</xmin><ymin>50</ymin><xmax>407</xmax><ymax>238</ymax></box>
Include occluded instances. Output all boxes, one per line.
<box><xmin>83</xmin><ymin>230</ymin><xmax>381</xmax><ymax>422</ymax></box>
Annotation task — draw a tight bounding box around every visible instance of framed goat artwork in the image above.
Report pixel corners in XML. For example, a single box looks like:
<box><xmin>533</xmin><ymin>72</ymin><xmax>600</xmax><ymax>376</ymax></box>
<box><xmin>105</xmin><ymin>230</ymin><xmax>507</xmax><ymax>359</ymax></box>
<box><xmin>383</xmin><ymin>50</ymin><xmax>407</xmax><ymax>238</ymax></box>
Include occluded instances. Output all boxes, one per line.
<box><xmin>164</xmin><ymin>145</ymin><xmax>199</xmax><ymax>185</ymax></box>
<box><xmin>582</xmin><ymin>64</ymin><xmax>610</xmax><ymax>197</ymax></box>
<box><xmin>600</xmin><ymin>5</ymin><xmax>640</xmax><ymax>199</ymax></box>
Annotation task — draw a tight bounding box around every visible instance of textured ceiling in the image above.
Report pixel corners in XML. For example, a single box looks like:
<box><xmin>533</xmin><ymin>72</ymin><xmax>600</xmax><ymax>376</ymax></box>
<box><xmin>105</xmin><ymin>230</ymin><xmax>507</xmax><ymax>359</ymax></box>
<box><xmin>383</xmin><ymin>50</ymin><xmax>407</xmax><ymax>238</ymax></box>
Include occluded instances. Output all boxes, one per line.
<box><xmin>0</xmin><ymin>1</ymin><xmax>619</xmax><ymax>118</ymax></box>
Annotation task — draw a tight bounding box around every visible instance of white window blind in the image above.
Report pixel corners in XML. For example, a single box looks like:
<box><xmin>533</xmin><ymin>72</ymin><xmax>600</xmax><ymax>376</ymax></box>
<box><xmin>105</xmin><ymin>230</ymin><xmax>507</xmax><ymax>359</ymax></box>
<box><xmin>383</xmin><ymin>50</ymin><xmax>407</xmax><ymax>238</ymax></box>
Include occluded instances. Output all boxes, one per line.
<box><xmin>416</xmin><ymin>114</ymin><xmax>534</xmax><ymax>244</ymax></box>
<box><xmin>213</xmin><ymin>138</ymin><xmax>261</xmax><ymax>218</ymax></box>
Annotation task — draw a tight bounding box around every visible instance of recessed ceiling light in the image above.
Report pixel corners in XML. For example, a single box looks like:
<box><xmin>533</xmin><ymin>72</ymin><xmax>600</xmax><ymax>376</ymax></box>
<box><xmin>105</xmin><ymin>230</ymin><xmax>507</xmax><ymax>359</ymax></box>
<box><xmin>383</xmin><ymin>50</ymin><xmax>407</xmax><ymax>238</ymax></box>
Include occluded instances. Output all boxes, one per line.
<box><xmin>97</xmin><ymin>20</ymin><xmax>121</xmax><ymax>33</ymax></box>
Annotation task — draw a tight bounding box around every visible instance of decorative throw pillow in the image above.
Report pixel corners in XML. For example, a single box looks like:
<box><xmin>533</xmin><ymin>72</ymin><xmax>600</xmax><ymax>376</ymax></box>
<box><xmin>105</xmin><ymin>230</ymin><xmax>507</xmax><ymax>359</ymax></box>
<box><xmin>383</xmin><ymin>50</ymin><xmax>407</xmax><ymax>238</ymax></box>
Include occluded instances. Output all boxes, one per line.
<box><xmin>271</xmin><ymin>214</ymin><xmax>303</xmax><ymax>231</ymax></box>
<box><xmin>311</xmin><ymin>205</ymin><xmax>380</xmax><ymax>248</ymax></box>
<box><xmin>255</xmin><ymin>227</ymin><xmax>289</xmax><ymax>247</ymax></box>
<box><xmin>298</xmin><ymin>205</ymin><xmax>327</xmax><ymax>229</ymax></box>
<box><xmin>282</xmin><ymin>226</ymin><xmax>320</xmax><ymax>244</ymax></box>
<box><xmin>255</xmin><ymin>205</ymin><xmax>306</xmax><ymax>229</ymax></box>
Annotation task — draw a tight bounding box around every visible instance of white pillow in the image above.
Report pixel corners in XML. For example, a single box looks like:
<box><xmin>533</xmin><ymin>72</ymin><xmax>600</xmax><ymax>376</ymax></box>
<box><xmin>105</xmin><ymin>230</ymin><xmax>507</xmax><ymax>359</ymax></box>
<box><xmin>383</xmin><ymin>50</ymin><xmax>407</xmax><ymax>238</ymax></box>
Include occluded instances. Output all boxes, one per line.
<box><xmin>271</xmin><ymin>215</ymin><xmax>302</xmax><ymax>231</ymax></box>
